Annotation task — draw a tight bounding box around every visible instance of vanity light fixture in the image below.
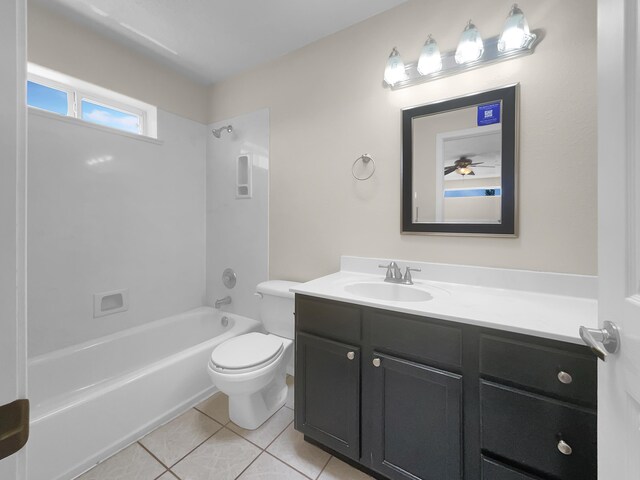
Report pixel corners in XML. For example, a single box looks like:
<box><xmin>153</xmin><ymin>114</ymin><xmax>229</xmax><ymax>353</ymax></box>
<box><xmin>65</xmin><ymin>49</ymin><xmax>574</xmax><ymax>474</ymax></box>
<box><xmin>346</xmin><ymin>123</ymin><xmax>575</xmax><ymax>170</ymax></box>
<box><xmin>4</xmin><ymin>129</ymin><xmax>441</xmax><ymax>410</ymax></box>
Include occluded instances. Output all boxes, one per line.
<box><xmin>384</xmin><ymin>47</ymin><xmax>408</xmax><ymax>86</ymax></box>
<box><xmin>455</xmin><ymin>20</ymin><xmax>484</xmax><ymax>64</ymax></box>
<box><xmin>383</xmin><ymin>5</ymin><xmax>541</xmax><ymax>90</ymax></box>
<box><xmin>498</xmin><ymin>4</ymin><xmax>533</xmax><ymax>52</ymax></box>
<box><xmin>417</xmin><ymin>35</ymin><xmax>442</xmax><ymax>75</ymax></box>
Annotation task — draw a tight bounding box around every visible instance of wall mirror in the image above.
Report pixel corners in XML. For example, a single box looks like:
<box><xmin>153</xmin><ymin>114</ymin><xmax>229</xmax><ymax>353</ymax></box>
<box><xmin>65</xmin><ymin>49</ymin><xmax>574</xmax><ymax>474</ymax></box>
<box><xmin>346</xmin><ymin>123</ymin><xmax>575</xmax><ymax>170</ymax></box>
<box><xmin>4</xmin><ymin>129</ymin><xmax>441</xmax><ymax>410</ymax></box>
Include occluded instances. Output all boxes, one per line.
<box><xmin>402</xmin><ymin>84</ymin><xmax>518</xmax><ymax>236</ymax></box>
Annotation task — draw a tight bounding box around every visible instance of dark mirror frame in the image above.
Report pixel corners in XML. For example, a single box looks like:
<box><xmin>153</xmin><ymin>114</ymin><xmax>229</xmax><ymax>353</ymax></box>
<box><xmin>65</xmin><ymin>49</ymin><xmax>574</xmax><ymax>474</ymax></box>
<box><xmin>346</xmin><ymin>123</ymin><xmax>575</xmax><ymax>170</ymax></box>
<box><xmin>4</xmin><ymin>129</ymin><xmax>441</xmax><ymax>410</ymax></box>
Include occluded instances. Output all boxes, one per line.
<box><xmin>401</xmin><ymin>84</ymin><xmax>518</xmax><ymax>236</ymax></box>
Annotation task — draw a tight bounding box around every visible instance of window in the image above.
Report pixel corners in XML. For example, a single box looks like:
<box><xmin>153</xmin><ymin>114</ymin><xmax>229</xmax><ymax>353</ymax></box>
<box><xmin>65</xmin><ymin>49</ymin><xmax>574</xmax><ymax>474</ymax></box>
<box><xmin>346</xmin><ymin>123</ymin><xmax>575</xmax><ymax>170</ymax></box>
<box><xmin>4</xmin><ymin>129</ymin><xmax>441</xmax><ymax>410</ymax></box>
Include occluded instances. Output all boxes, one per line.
<box><xmin>81</xmin><ymin>99</ymin><xmax>141</xmax><ymax>134</ymax></box>
<box><xmin>27</xmin><ymin>64</ymin><xmax>157</xmax><ymax>138</ymax></box>
<box><xmin>26</xmin><ymin>81</ymin><xmax>69</xmax><ymax>116</ymax></box>
<box><xmin>444</xmin><ymin>188</ymin><xmax>502</xmax><ymax>198</ymax></box>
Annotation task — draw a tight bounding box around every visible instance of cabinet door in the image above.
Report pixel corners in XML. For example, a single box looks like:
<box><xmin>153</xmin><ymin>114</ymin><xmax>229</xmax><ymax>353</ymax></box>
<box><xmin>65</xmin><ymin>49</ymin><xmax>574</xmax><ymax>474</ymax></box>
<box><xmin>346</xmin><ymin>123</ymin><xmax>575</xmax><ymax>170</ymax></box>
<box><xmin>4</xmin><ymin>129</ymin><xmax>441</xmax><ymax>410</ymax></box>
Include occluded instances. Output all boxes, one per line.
<box><xmin>370</xmin><ymin>353</ymin><xmax>463</xmax><ymax>480</ymax></box>
<box><xmin>295</xmin><ymin>332</ymin><xmax>360</xmax><ymax>460</ymax></box>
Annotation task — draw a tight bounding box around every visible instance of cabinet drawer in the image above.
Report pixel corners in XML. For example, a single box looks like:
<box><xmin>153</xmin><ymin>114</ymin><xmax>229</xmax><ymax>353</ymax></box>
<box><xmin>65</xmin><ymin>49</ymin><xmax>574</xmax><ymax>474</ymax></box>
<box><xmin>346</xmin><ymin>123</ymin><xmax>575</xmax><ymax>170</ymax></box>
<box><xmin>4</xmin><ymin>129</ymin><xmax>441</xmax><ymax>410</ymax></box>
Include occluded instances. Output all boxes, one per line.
<box><xmin>480</xmin><ymin>334</ymin><xmax>596</xmax><ymax>406</ymax></box>
<box><xmin>482</xmin><ymin>457</ymin><xmax>545</xmax><ymax>480</ymax></box>
<box><xmin>481</xmin><ymin>381</ymin><xmax>596</xmax><ymax>480</ymax></box>
<box><xmin>296</xmin><ymin>295</ymin><xmax>361</xmax><ymax>344</ymax></box>
<box><xmin>368</xmin><ymin>310</ymin><xmax>462</xmax><ymax>368</ymax></box>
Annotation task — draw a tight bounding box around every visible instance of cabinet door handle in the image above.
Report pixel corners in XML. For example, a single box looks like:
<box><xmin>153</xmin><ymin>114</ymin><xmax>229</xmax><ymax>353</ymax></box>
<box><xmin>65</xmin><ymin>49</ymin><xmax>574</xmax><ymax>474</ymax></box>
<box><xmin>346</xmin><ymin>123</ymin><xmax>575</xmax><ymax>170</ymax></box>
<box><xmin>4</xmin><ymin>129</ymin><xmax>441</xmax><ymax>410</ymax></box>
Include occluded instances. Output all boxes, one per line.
<box><xmin>372</xmin><ymin>358</ymin><xmax>381</xmax><ymax>367</ymax></box>
<box><xmin>557</xmin><ymin>371</ymin><xmax>573</xmax><ymax>384</ymax></box>
<box><xmin>347</xmin><ymin>351</ymin><xmax>355</xmax><ymax>360</ymax></box>
<box><xmin>557</xmin><ymin>439</ymin><xmax>573</xmax><ymax>456</ymax></box>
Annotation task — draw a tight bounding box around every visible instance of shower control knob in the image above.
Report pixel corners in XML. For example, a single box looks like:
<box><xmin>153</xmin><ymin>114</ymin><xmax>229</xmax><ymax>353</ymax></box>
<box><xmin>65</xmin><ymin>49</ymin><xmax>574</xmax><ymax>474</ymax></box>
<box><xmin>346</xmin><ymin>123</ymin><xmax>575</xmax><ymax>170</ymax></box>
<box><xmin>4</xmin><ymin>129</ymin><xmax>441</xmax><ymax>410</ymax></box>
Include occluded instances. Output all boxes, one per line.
<box><xmin>347</xmin><ymin>352</ymin><xmax>355</xmax><ymax>360</ymax></box>
<box><xmin>372</xmin><ymin>358</ymin><xmax>381</xmax><ymax>367</ymax></box>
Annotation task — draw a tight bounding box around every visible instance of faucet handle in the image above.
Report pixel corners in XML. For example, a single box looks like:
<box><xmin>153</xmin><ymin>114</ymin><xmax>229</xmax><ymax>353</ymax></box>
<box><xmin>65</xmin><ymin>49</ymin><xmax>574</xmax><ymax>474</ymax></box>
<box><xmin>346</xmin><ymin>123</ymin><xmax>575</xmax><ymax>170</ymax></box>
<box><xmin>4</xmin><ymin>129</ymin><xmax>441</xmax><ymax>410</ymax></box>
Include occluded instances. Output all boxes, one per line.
<box><xmin>403</xmin><ymin>267</ymin><xmax>422</xmax><ymax>284</ymax></box>
<box><xmin>379</xmin><ymin>263</ymin><xmax>393</xmax><ymax>280</ymax></box>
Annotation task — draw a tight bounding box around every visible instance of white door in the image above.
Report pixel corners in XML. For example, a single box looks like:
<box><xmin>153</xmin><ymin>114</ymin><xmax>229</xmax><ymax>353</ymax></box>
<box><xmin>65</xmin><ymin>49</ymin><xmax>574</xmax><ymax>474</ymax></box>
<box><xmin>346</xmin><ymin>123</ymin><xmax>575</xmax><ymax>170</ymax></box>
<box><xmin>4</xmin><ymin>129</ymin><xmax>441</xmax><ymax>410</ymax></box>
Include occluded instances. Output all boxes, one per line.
<box><xmin>596</xmin><ymin>0</ymin><xmax>640</xmax><ymax>478</ymax></box>
<box><xmin>0</xmin><ymin>0</ymin><xmax>27</xmax><ymax>479</ymax></box>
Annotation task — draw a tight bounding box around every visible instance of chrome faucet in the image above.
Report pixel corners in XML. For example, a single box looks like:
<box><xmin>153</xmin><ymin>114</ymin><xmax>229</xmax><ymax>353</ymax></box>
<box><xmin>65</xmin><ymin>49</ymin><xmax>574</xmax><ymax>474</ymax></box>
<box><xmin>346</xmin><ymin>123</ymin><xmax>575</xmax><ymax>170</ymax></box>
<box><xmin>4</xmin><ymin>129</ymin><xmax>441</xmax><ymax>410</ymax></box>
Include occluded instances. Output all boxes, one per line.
<box><xmin>214</xmin><ymin>296</ymin><xmax>232</xmax><ymax>309</ymax></box>
<box><xmin>378</xmin><ymin>262</ymin><xmax>421</xmax><ymax>285</ymax></box>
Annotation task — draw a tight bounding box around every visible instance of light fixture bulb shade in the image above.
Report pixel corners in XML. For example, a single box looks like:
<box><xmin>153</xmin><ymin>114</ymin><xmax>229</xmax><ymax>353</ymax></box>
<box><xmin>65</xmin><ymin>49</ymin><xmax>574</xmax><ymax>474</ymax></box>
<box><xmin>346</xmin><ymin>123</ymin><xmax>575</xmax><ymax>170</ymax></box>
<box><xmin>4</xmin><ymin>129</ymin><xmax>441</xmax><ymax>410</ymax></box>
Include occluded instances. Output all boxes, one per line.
<box><xmin>417</xmin><ymin>35</ymin><xmax>443</xmax><ymax>76</ymax></box>
<box><xmin>384</xmin><ymin>47</ymin><xmax>408</xmax><ymax>86</ymax></box>
<box><xmin>498</xmin><ymin>4</ymin><xmax>531</xmax><ymax>52</ymax></box>
<box><xmin>455</xmin><ymin>20</ymin><xmax>484</xmax><ymax>64</ymax></box>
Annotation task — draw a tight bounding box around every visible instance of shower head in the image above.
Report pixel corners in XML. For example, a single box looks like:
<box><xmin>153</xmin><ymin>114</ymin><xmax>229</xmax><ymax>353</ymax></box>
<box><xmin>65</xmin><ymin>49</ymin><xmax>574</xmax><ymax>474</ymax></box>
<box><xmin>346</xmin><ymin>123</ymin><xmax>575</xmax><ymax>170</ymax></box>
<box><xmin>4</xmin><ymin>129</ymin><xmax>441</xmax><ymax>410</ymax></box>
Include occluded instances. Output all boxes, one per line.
<box><xmin>212</xmin><ymin>125</ymin><xmax>233</xmax><ymax>138</ymax></box>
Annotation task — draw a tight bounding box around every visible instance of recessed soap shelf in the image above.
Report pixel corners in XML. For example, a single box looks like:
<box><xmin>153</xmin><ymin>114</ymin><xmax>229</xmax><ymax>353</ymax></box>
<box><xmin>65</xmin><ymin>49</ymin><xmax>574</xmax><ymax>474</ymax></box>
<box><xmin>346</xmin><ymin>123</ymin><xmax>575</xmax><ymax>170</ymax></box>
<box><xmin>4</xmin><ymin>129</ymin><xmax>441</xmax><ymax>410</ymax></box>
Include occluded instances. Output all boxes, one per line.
<box><xmin>237</xmin><ymin>154</ymin><xmax>252</xmax><ymax>199</ymax></box>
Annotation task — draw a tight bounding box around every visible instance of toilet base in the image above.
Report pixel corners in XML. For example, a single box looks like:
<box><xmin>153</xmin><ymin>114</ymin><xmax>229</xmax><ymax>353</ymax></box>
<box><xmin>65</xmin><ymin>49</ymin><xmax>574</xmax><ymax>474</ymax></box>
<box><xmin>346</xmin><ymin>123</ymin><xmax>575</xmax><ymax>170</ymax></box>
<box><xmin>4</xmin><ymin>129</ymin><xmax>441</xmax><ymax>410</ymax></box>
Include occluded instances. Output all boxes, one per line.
<box><xmin>228</xmin><ymin>370</ymin><xmax>288</xmax><ymax>430</ymax></box>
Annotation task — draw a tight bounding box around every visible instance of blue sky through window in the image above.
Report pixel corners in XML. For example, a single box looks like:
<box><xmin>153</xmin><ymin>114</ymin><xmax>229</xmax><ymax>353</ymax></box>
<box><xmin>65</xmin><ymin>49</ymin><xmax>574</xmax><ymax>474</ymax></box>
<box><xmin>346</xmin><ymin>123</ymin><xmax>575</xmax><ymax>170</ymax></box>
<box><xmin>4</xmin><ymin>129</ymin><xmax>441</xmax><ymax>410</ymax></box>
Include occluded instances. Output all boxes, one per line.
<box><xmin>27</xmin><ymin>81</ymin><xmax>68</xmax><ymax>115</ymax></box>
<box><xmin>81</xmin><ymin>100</ymin><xmax>140</xmax><ymax>134</ymax></box>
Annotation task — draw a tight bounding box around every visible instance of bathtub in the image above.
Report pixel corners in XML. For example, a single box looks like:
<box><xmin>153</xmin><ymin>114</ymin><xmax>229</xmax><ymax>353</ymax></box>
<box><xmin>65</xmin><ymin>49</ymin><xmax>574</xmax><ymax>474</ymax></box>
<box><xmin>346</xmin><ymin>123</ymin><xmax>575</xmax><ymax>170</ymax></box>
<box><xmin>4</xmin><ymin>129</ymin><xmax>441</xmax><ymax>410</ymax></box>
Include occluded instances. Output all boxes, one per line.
<box><xmin>26</xmin><ymin>307</ymin><xmax>261</xmax><ymax>480</ymax></box>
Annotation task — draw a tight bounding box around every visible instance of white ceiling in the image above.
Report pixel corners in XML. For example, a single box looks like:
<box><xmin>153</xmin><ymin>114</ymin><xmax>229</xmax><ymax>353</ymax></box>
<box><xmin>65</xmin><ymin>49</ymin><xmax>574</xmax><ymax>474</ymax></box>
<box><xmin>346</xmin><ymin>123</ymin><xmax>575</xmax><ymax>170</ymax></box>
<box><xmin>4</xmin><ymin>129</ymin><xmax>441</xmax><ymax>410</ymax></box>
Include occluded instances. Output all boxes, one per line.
<box><xmin>443</xmin><ymin>129</ymin><xmax>502</xmax><ymax>180</ymax></box>
<box><xmin>32</xmin><ymin>0</ymin><xmax>409</xmax><ymax>85</ymax></box>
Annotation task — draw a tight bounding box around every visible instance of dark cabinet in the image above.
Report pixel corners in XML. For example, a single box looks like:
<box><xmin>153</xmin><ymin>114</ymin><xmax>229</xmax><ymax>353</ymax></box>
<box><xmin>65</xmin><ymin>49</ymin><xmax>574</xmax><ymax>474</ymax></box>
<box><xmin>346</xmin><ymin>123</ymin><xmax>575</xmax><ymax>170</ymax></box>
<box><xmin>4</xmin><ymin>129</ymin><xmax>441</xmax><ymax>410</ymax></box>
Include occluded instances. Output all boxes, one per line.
<box><xmin>481</xmin><ymin>381</ymin><xmax>597</xmax><ymax>480</ymax></box>
<box><xmin>370</xmin><ymin>353</ymin><xmax>463</xmax><ymax>480</ymax></box>
<box><xmin>294</xmin><ymin>294</ymin><xmax>597</xmax><ymax>480</ymax></box>
<box><xmin>295</xmin><ymin>332</ymin><xmax>360</xmax><ymax>460</ymax></box>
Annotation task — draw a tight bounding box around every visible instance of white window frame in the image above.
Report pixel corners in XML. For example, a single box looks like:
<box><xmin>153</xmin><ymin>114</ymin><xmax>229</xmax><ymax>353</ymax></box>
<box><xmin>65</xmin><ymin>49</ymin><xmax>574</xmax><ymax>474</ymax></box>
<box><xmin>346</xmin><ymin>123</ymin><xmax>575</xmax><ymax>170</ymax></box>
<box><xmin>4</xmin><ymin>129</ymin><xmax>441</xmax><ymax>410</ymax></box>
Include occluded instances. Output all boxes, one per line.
<box><xmin>78</xmin><ymin>94</ymin><xmax>145</xmax><ymax>136</ymax></box>
<box><xmin>27</xmin><ymin>63</ymin><xmax>157</xmax><ymax>138</ymax></box>
<box><xmin>27</xmin><ymin>72</ymin><xmax>74</xmax><ymax>117</ymax></box>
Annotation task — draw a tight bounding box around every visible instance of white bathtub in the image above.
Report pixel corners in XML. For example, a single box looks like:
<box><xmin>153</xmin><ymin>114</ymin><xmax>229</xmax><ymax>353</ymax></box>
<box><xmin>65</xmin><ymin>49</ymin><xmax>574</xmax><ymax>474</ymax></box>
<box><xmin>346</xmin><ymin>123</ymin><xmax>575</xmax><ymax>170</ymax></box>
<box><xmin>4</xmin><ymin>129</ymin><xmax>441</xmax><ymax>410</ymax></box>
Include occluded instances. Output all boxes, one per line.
<box><xmin>26</xmin><ymin>307</ymin><xmax>261</xmax><ymax>480</ymax></box>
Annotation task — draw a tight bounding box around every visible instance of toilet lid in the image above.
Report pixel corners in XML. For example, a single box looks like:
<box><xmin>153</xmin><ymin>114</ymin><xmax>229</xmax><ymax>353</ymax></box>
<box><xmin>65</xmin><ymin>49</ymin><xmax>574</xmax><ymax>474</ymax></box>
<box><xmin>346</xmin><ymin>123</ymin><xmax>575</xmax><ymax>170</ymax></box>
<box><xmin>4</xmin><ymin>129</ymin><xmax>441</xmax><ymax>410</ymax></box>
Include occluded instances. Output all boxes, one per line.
<box><xmin>210</xmin><ymin>332</ymin><xmax>283</xmax><ymax>371</ymax></box>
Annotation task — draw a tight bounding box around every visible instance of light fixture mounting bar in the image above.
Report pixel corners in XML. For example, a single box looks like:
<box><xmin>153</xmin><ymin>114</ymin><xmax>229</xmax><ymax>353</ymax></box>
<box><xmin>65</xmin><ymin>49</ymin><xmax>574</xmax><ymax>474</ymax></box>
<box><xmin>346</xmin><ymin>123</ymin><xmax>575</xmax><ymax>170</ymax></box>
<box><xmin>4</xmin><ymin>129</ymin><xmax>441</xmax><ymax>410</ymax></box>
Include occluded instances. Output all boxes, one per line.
<box><xmin>387</xmin><ymin>30</ymin><xmax>541</xmax><ymax>90</ymax></box>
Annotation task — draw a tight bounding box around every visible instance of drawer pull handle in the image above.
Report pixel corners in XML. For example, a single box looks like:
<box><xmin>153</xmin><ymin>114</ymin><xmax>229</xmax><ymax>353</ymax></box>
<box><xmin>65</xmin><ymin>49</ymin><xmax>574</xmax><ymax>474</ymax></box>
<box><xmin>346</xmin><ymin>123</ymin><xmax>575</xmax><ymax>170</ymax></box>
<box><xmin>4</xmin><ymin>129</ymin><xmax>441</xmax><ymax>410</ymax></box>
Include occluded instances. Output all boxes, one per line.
<box><xmin>372</xmin><ymin>358</ymin><xmax>381</xmax><ymax>367</ymax></box>
<box><xmin>557</xmin><ymin>440</ymin><xmax>573</xmax><ymax>456</ymax></box>
<box><xmin>557</xmin><ymin>371</ymin><xmax>573</xmax><ymax>384</ymax></box>
<box><xmin>347</xmin><ymin>351</ymin><xmax>355</xmax><ymax>360</ymax></box>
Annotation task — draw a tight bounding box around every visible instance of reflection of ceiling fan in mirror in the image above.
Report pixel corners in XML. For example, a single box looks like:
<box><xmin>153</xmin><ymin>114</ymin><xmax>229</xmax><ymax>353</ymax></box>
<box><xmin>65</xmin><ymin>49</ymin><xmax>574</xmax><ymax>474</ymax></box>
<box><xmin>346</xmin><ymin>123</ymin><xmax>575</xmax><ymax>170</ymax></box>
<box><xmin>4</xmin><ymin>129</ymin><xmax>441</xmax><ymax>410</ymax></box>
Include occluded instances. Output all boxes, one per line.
<box><xmin>444</xmin><ymin>155</ymin><xmax>493</xmax><ymax>176</ymax></box>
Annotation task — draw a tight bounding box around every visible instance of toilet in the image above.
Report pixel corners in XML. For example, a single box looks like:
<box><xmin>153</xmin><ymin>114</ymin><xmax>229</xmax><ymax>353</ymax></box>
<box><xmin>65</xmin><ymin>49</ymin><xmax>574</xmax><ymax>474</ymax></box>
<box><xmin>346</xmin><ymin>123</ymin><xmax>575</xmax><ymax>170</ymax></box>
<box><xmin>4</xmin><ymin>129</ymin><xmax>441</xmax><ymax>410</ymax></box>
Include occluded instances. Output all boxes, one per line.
<box><xmin>207</xmin><ymin>280</ymin><xmax>299</xmax><ymax>430</ymax></box>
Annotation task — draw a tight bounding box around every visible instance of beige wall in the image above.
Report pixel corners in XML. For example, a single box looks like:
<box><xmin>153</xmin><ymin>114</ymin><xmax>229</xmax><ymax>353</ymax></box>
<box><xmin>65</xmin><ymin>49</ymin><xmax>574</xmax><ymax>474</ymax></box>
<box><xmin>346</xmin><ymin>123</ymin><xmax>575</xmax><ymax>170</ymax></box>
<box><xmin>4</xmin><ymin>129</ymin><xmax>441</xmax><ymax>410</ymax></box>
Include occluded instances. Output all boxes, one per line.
<box><xmin>28</xmin><ymin>3</ymin><xmax>209</xmax><ymax>123</ymax></box>
<box><xmin>208</xmin><ymin>0</ymin><xmax>597</xmax><ymax>280</ymax></box>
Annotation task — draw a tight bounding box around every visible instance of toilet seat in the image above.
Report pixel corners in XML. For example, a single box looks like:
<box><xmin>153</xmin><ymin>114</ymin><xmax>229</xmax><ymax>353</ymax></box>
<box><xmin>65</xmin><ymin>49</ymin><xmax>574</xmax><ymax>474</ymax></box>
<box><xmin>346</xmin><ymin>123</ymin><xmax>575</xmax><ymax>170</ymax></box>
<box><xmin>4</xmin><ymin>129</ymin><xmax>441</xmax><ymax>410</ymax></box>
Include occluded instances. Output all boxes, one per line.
<box><xmin>210</xmin><ymin>332</ymin><xmax>284</xmax><ymax>373</ymax></box>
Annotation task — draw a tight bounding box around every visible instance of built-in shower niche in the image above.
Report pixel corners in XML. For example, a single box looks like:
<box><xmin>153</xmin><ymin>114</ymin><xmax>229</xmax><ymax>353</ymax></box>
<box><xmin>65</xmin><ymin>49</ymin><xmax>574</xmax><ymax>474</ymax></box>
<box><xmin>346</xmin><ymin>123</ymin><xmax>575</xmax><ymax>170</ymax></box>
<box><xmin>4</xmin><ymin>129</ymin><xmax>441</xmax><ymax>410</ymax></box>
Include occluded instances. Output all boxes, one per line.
<box><xmin>237</xmin><ymin>154</ymin><xmax>252</xmax><ymax>198</ymax></box>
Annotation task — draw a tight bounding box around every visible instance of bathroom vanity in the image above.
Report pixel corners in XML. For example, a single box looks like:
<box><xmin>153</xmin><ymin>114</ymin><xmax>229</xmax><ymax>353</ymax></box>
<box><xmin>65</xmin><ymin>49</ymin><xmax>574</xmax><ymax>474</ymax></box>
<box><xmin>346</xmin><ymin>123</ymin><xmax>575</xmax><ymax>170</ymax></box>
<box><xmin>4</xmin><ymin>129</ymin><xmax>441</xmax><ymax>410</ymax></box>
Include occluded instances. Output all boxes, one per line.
<box><xmin>292</xmin><ymin>257</ymin><xmax>598</xmax><ymax>480</ymax></box>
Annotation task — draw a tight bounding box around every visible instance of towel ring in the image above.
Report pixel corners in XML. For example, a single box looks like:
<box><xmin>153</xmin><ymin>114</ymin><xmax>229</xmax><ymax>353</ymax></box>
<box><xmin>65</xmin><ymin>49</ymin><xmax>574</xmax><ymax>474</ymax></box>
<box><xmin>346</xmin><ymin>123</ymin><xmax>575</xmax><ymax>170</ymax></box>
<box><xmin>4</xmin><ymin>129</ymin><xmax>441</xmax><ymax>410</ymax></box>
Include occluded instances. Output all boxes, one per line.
<box><xmin>352</xmin><ymin>154</ymin><xmax>376</xmax><ymax>181</ymax></box>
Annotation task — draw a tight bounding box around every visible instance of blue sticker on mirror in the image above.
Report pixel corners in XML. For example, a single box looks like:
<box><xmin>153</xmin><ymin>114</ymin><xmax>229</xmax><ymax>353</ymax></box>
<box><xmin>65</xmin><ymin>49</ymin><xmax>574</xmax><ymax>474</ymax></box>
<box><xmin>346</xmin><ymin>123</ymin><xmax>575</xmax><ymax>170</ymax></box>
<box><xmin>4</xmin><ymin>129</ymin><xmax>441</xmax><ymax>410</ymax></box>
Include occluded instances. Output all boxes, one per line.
<box><xmin>477</xmin><ymin>102</ymin><xmax>501</xmax><ymax>126</ymax></box>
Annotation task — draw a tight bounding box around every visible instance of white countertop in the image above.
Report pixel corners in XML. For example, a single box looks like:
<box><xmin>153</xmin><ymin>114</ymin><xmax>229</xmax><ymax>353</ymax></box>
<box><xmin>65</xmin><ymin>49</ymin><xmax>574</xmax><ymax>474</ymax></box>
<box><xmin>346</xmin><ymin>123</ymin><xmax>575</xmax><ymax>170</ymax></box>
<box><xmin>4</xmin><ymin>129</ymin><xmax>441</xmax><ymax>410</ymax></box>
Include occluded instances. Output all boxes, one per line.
<box><xmin>290</xmin><ymin>258</ymin><xmax>598</xmax><ymax>345</ymax></box>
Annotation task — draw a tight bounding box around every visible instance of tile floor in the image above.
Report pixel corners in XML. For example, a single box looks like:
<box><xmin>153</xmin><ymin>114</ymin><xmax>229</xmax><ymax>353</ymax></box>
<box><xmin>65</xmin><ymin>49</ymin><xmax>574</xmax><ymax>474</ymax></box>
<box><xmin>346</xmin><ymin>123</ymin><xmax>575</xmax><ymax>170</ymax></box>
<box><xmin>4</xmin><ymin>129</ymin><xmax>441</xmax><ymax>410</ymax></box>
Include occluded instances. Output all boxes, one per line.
<box><xmin>77</xmin><ymin>377</ymin><xmax>372</xmax><ymax>480</ymax></box>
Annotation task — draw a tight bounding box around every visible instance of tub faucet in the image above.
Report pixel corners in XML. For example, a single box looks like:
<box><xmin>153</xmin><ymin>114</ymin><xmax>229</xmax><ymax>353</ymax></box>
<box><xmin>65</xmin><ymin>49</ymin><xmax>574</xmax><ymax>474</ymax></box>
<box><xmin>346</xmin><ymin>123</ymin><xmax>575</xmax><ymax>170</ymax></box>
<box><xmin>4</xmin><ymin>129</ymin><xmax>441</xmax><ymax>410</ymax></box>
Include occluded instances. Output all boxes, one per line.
<box><xmin>214</xmin><ymin>296</ymin><xmax>232</xmax><ymax>309</ymax></box>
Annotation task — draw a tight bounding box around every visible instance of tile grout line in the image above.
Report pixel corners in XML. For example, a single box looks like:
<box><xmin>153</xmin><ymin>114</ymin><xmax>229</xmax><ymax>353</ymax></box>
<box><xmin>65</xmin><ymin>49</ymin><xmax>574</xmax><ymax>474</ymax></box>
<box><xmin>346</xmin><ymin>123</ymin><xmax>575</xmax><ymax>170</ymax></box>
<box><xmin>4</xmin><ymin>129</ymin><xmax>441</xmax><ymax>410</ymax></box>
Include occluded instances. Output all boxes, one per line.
<box><xmin>262</xmin><ymin>418</ymin><xmax>294</xmax><ymax>451</ymax></box>
<box><xmin>145</xmin><ymin>411</ymin><xmax>224</xmax><ymax>471</ymax></box>
<box><xmin>225</xmin><ymin>404</ymin><xmax>293</xmax><ymax>451</ymax></box>
<box><xmin>231</xmin><ymin>448</ymin><xmax>264</xmax><ymax>480</ymax></box>
<box><xmin>168</xmin><ymin>427</ymin><xmax>221</xmax><ymax>469</ymax></box>
<box><xmin>137</xmin><ymin>441</ymin><xmax>172</xmax><ymax>471</ymax></box>
<box><xmin>316</xmin><ymin>453</ymin><xmax>333</xmax><ymax>480</ymax></box>
<box><xmin>193</xmin><ymin>405</ymin><xmax>229</xmax><ymax>425</ymax></box>
<box><xmin>260</xmin><ymin>420</ymin><xmax>329</xmax><ymax>480</ymax></box>
<box><xmin>263</xmin><ymin>450</ymin><xmax>315</xmax><ymax>480</ymax></box>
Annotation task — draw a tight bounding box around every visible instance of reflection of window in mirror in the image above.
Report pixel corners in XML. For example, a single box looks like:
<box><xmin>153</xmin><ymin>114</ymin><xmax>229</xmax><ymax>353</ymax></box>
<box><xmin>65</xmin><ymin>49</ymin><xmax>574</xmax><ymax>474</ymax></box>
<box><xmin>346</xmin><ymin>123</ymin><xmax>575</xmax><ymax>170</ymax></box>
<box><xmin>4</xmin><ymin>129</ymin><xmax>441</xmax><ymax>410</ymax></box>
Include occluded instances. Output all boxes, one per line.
<box><xmin>412</xmin><ymin>104</ymin><xmax>503</xmax><ymax>224</ymax></box>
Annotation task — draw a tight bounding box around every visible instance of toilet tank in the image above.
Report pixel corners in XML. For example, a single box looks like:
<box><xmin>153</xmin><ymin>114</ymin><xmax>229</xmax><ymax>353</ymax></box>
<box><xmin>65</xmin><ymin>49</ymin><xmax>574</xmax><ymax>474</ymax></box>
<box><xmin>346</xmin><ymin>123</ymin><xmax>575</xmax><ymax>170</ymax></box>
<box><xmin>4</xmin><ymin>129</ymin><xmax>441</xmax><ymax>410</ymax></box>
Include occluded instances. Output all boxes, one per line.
<box><xmin>256</xmin><ymin>280</ymin><xmax>300</xmax><ymax>340</ymax></box>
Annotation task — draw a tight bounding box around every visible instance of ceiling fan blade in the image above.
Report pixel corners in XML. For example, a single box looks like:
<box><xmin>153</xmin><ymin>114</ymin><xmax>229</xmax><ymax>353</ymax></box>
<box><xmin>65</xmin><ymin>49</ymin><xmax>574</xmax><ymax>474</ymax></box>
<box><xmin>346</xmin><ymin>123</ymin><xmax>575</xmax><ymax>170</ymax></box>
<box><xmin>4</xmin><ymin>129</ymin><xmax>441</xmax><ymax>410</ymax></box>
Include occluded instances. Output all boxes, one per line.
<box><xmin>469</xmin><ymin>162</ymin><xmax>484</xmax><ymax>166</ymax></box>
<box><xmin>467</xmin><ymin>170</ymin><xmax>476</xmax><ymax>176</ymax></box>
<box><xmin>444</xmin><ymin>166</ymin><xmax>457</xmax><ymax>175</ymax></box>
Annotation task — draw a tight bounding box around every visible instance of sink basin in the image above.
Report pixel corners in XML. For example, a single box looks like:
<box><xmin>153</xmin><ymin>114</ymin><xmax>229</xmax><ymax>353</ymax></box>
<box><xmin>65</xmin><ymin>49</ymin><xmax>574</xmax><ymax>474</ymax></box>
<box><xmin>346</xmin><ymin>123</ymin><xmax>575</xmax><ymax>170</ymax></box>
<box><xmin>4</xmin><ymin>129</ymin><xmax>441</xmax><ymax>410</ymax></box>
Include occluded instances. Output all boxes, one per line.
<box><xmin>344</xmin><ymin>282</ymin><xmax>433</xmax><ymax>302</ymax></box>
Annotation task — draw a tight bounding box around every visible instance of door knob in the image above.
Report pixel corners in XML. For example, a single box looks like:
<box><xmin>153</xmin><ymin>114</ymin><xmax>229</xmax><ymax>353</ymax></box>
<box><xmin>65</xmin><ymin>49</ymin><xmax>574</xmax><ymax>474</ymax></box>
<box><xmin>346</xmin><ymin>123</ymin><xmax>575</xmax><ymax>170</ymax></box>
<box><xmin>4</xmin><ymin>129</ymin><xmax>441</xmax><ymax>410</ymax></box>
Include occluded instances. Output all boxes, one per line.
<box><xmin>347</xmin><ymin>351</ymin><xmax>355</xmax><ymax>360</ymax></box>
<box><xmin>372</xmin><ymin>358</ymin><xmax>381</xmax><ymax>367</ymax></box>
<box><xmin>579</xmin><ymin>321</ymin><xmax>620</xmax><ymax>361</ymax></box>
